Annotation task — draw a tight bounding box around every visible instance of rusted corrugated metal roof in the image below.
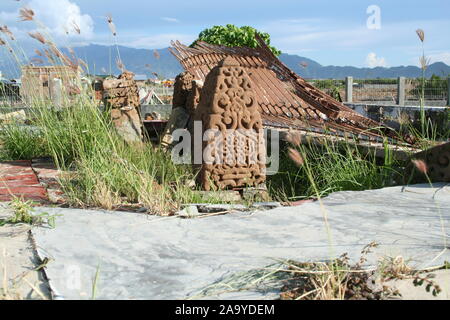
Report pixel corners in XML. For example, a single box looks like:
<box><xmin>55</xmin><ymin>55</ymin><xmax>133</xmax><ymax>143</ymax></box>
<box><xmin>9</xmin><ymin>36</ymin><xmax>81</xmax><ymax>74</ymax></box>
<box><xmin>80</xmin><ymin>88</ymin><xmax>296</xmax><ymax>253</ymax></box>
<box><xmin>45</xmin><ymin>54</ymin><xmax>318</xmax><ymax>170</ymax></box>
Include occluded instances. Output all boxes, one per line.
<box><xmin>169</xmin><ymin>36</ymin><xmax>407</xmax><ymax>144</ymax></box>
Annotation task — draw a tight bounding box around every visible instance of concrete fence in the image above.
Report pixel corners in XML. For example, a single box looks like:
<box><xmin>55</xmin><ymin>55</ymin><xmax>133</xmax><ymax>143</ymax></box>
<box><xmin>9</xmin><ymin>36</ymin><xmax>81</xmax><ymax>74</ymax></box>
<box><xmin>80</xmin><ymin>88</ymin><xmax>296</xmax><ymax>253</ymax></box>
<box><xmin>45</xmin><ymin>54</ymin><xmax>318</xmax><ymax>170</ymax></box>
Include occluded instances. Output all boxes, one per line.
<box><xmin>341</xmin><ymin>76</ymin><xmax>450</xmax><ymax>107</ymax></box>
<box><xmin>308</xmin><ymin>77</ymin><xmax>449</xmax><ymax>107</ymax></box>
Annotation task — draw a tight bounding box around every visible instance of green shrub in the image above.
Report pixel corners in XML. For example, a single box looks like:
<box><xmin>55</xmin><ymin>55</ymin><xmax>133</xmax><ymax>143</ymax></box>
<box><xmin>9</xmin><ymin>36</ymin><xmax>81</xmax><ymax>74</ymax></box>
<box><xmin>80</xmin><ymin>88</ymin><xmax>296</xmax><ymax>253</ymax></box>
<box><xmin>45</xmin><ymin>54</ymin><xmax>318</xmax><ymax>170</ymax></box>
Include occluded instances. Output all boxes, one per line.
<box><xmin>192</xmin><ymin>24</ymin><xmax>281</xmax><ymax>56</ymax></box>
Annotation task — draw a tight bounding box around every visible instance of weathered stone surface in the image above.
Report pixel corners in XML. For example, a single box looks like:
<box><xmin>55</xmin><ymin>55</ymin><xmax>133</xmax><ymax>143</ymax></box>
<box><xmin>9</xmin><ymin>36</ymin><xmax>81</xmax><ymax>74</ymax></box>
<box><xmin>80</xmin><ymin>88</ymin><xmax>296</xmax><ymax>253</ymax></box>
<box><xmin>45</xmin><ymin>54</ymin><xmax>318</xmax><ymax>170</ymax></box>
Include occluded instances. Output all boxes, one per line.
<box><xmin>0</xmin><ymin>204</ymin><xmax>51</xmax><ymax>300</ymax></box>
<box><xmin>160</xmin><ymin>107</ymin><xmax>190</xmax><ymax>148</ymax></box>
<box><xmin>172</xmin><ymin>71</ymin><xmax>194</xmax><ymax>109</ymax></box>
<box><xmin>186</xmin><ymin>80</ymin><xmax>203</xmax><ymax>116</ymax></box>
<box><xmin>405</xmin><ymin>142</ymin><xmax>450</xmax><ymax>183</ymax></box>
<box><xmin>30</xmin><ymin>184</ymin><xmax>450</xmax><ymax>300</ymax></box>
<box><xmin>102</xmin><ymin>72</ymin><xmax>143</xmax><ymax>143</ymax></box>
<box><xmin>193</xmin><ymin>57</ymin><xmax>266</xmax><ymax>191</ymax></box>
<box><xmin>192</xmin><ymin>190</ymin><xmax>242</xmax><ymax>203</ymax></box>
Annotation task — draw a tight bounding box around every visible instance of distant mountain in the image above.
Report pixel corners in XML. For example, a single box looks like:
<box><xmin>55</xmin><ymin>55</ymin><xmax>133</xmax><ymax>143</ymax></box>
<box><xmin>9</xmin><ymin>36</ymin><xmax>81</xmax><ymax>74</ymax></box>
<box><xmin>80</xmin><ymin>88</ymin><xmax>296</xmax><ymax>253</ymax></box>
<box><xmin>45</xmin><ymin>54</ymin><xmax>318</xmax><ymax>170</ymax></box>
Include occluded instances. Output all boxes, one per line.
<box><xmin>70</xmin><ymin>44</ymin><xmax>183</xmax><ymax>79</ymax></box>
<box><xmin>283</xmin><ymin>53</ymin><xmax>450</xmax><ymax>79</ymax></box>
<box><xmin>1</xmin><ymin>44</ymin><xmax>449</xmax><ymax>80</ymax></box>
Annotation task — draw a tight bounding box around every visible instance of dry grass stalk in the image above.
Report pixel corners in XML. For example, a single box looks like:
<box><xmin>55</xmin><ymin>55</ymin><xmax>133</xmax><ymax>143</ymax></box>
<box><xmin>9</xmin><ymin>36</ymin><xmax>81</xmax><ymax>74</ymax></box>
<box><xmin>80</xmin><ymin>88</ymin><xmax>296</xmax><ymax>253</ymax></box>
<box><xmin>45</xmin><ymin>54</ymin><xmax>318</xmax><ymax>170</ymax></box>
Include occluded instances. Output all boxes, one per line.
<box><xmin>412</xmin><ymin>159</ymin><xmax>428</xmax><ymax>175</ymax></box>
<box><xmin>0</xmin><ymin>38</ymin><xmax>5</xmax><ymax>46</ymax></box>
<box><xmin>153</xmin><ymin>50</ymin><xmax>160</xmax><ymax>60</ymax></box>
<box><xmin>286</xmin><ymin>132</ymin><xmax>302</xmax><ymax>147</ymax></box>
<box><xmin>299</xmin><ymin>61</ymin><xmax>308</xmax><ymax>68</ymax></box>
<box><xmin>0</xmin><ymin>25</ymin><xmax>15</xmax><ymax>40</ymax></box>
<box><xmin>66</xmin><ymin>84</ymin><xmax>81</xmax><ymax>95</ymax></box>
<box><xmin>43</xmin><ymin>49</ymin><xmax>56</xmax><ymax>64</ymax></box>
<box><xmin>280</xmin><ymin>243</ymin><xmax>398</xmax><ymax>300</ymax></box>
<box><xmin>416</xmin><ymin>29</ymin><xmax>425</xmax><ymax>43</ymax></box>
<box><xmin>288</xmin><ymin>148</ymin><xmax>304</xmax><ymax>167</ymax></box>
<box><xmin>72</xmin><ymin>21</ymin><xmax>81</xmax><ymax>34</ymax></box>
<box><xmin>116</xmin><ymin>58</ymin><xmax>125</xmax><ymax>72</ymax></box>
<box><xmin>78</xmin><ymin>58</ymin><xmax>88</xmax><ymax>70</ymax></box>
<box><xmin>30</xmin><ymin>57</ymin><xmax>44</xmax><ymax>65</ymax></box>
<box><xmin>106</xmin><ymin>14</ymin><xmax>117</xmax><ymax>36</ymax></box>
<box><xmin>419</xmin><ymin>55</ymin><xmax>430</xmax><ymax>71</ymax></box>
<box><xmin>19</xmin><ymin>8</ymin><xmax>35</xmax><ymax>21</ymax></box>
<box><xmin>68</xmin><ymin>47</ymin><xmax>76</xmax><ymax>57</ymax></box>
<box><xmin>28</xmin><ymin>31</ymin><xmax>46</xmax><ymax>44</ymax></box>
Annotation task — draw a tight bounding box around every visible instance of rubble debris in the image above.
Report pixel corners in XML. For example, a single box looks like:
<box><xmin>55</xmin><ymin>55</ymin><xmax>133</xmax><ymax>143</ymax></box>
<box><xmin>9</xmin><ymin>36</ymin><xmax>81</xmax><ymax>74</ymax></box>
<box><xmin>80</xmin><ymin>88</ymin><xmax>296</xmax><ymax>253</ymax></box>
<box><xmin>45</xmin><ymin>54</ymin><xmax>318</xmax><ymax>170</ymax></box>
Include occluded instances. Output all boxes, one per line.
<box><xmin>0</xmin><ymin>110</ymin><xmax>26</xmax><ymax>122</ymax></box>
<box><xmin>193</xmin><ymin>57</ymin><xmax>266</xmax><ymax>191</ymax></box>
<box><xmin>193</xmin><ymin>190</ymin><xmax>242</xmax><ymax>203</ymax></box>
<box><xmin>242</xmin><ymin>185</ymin><xmax>271</xmax><ymax>203</ymax></box>
<box><xmin>102</xmin><ymin>71</ymin><xmax>144</xmax><ymax>143</ymax></box>
<box><xmin>405</xmin><ymin>142</ymin><xmax>450</xmax><ymax>184</ymax></box>
<box><xmin>177</xmin><ymin>205</ymin><xmax>200</xmax><ymax>218</ymax></box>
<box><xmin>145</xmin><ymin>112</ymin><xmax>162</xmax><ymax>120</ymax></box>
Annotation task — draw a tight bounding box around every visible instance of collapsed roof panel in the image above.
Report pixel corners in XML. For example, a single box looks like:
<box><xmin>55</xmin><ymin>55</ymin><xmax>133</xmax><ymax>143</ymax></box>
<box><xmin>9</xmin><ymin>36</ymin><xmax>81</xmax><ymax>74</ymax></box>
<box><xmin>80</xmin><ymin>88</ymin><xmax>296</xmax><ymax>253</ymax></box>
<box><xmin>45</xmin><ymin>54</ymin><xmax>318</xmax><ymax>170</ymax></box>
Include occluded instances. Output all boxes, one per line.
<box><xmin>170</xmin><ymin>36</ymin><xmax>411</xmax><ymax>145</ymax></box>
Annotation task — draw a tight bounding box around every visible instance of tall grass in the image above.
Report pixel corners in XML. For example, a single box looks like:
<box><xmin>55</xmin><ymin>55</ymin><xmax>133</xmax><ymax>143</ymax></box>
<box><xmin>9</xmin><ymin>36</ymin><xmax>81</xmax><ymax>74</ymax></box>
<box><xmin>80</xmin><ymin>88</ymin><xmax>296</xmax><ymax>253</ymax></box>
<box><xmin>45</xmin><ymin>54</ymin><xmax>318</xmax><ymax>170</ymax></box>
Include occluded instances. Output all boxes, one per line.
<box><xmin>1</xmin><ymin>88</ymin><xmax>198</xmax><ymax>215</ymax></box>
<box><xmin>0</xmin><ymin>123</ymin><xmax>47</xmax><ymax>160</ymax></box>
<box><xmin>30</xmin><ymin>100</ymin><xmax>197</xmax><ymax>214</ymax></box>
<box><xmin>268</xmin><ymin>138</ymin><xmax>399</xmax><ymax>202</ymax></box>
<box><xmin>0</xmin><ymin>7</ymin><xmax>204</xmax><ymax>215</ymax></box>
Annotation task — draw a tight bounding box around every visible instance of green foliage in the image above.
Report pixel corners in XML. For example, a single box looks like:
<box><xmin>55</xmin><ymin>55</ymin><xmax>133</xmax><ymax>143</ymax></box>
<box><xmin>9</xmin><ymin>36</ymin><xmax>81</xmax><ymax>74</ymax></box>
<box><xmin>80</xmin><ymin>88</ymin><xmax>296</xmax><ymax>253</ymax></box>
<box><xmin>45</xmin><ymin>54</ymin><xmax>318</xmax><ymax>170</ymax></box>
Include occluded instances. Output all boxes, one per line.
<box><xmin>0</xmin><ymin>198</ymin><xmax>59</xmax><ymax>228</ymax></box>
<box><xmin>0</xmin><ymin>124</ymin><xmax>48</xmax><ymax>160</ymax></box>
<box><xmin>192</xmin><ymin>24</ymin><xmax>281</xmax><ymax>56</ymax></box>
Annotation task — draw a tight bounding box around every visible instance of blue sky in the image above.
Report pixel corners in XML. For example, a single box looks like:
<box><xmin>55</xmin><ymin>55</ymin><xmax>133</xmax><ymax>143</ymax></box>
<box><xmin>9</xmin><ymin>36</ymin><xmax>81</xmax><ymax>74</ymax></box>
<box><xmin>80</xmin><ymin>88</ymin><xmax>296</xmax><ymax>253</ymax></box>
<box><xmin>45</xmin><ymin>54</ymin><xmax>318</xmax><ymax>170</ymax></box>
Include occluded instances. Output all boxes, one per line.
<box><xmin>1</xmin><ymin>0</ymin><xmax>449</xmax><ymax>67</ymax></box>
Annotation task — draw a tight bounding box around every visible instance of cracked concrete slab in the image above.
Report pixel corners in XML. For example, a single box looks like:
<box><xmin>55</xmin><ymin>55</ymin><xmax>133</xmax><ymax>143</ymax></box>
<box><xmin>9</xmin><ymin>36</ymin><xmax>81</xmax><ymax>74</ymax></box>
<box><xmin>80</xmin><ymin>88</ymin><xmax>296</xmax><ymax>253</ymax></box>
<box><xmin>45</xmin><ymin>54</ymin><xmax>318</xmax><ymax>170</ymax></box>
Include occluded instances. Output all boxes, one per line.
<box><xmin>30</xmin><ymin>183</ymin><xmax>450</xmax><ymax>300</ymax></box>
<box><xmin>0</xmin><ymin>203</ymin><xmax>51</xmax><ymax>300</ymax></box>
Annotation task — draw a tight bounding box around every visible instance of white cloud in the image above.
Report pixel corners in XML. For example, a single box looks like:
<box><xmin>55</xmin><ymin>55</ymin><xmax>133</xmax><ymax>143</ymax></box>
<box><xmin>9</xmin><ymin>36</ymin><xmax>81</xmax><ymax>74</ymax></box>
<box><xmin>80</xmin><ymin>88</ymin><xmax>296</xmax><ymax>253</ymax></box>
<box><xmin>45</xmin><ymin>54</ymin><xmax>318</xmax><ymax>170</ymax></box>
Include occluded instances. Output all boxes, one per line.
<box><xmin>428</xmin><ymin>52</ymin><xmax>450</xmax><ymax>65</ymax></box>
<box><xmin>161</xmin><ymin>17</ymin><xmax>179</xmax><ymax>23</ymax></box>
<box><xmin>366</xmin><ymin>52</ymin><xmax>387</xmax><ymax>67</ymax></box>
<box><xmin>28</xmin><ymin>0</ymin><xmax>94</xmax><ymax>38</ymax></box>
<box><xmin>0</xmin><ymin>0</ymin><xmax>94</xmax><ymax>42</ymax></box>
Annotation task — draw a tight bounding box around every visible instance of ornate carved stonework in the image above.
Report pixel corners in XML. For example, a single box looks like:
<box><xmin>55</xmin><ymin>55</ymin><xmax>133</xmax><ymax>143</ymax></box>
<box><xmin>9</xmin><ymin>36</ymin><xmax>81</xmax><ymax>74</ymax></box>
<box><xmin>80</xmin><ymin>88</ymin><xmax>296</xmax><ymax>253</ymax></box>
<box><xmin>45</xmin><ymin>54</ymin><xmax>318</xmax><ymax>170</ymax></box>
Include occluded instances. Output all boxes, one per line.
<box><xmin>405</xmin><ymin>142</ymin><xmax>450</xmax><ymax>183</ymax></box>
<box><xmin>102</xmin><ymin>71</ymin><xmax>143</xmax><ymax>143</ymax></box>
<box><xmin>173</xmin><ymin>71</ymin><xmax>194</xmax><ymax>109</ymax></box>
<box><xmin>186</xmin><ymin>80</ymin><xmax>203</xmax><ymax>116</ymax></box>
<box><xmin>194</xmin><ymin>57</ymin><xmax>266</xmax><ymax>191</ymax></box>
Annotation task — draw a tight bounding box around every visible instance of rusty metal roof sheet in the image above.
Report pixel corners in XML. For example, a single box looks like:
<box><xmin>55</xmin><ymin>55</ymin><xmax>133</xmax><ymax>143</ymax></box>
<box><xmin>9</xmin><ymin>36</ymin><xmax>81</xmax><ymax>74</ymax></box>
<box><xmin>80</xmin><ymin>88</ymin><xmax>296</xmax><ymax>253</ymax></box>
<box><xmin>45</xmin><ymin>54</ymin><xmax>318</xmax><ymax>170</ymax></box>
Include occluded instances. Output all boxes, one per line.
<box><xmin>169</xmin><ymin>36</ymin><xmax>407</xmax><ymax>144</ymax></box>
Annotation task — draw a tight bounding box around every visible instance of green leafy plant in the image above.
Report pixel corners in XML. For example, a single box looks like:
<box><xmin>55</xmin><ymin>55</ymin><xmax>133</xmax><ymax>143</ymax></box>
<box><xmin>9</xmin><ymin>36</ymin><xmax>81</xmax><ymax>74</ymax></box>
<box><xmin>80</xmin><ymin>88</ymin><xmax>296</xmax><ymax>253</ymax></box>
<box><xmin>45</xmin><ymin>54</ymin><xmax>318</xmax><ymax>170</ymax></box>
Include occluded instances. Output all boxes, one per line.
<box><xmin>0</xmin><ymin>197</ymin><xmax>59</xmax><ymax>228</ymax></box>
<box><xmin>191</xmin><ymin>24</ymin><xmax>281</xmax><ymax>56</ymax></box>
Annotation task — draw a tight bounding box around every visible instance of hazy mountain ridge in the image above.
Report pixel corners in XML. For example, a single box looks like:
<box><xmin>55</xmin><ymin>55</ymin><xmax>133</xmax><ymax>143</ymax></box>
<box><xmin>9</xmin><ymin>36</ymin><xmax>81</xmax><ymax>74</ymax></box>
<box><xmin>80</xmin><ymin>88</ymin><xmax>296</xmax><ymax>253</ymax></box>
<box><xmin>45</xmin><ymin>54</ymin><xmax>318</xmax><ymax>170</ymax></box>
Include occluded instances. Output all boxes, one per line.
<box><xmin>1</xmin><ymin>44</ymin><xmax>449</xmax><ymax>79</ymax></box>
